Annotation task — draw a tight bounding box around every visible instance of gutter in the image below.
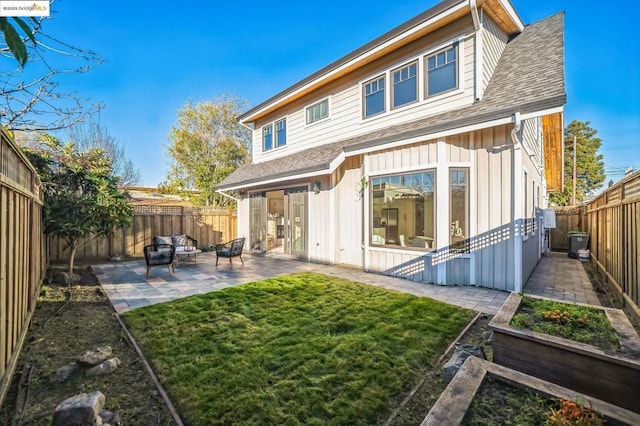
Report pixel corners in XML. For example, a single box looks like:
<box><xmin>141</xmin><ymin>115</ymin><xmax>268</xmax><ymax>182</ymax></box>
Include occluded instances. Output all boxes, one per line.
<box><xmin>216</xmin><ymin>189</ymin><xmax>240</xmax><ymax>203</ymax></box>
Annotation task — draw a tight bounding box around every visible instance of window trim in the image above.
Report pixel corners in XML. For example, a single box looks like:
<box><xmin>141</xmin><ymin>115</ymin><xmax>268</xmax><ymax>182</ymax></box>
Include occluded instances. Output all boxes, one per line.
<box><xmin>369</xmin><ymin>169</ymin><xmax>437</xmax><ymax>251</ymax></box>
<box><xmin>262</xmin><ymin>124</ymin><xmax>273</xmax><ymax>152</ymax></box>
<box><xmin>275</xmin><ymin>118</ymin><xmax>287</xmax><ymax>148</ymax></box>
<box><xmin>449</xmin><ymin>167</ymin><xmax>469</xmax><ymax>250</ymax></box>
<box><xmin>425</xmin><ymin>43</ymin><xmax>459</xmax><ymax>98</ymax></box>
<box><xmin>362</xmin><ymin>74</ymin><xmax>386</xmax><ymax>119</ymax></box>
<box><xmin>305</xmin><ymin>98</ymin><xmax>330</xmax><ymax>125</ymax></box>
<box><xmin>391</xmin><ymin>60</ymin><xmax>419</xmax><ymax>110</ymax></box>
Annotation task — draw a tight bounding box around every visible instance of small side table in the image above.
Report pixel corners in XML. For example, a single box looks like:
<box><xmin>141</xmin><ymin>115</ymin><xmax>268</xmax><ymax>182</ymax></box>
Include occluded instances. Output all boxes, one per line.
<box><xmin>174</xmin><ymin>247</ymin><xmax>202</xmax><ymax>266</ymax></box>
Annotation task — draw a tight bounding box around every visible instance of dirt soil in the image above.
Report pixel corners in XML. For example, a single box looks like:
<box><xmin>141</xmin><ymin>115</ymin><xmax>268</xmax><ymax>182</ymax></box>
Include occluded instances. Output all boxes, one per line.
<box><xmin>0</xmin><ymin>265</ymin><xmax>175</xmax><ymax>426</ymax></box>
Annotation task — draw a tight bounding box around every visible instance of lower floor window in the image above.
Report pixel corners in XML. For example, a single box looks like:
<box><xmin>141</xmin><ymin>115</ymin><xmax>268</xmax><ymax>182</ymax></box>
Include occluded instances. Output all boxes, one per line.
<box><xmin>371</xmin><ymin>171</ymin><xmax>435</xmax><ymax>250</ymax></box>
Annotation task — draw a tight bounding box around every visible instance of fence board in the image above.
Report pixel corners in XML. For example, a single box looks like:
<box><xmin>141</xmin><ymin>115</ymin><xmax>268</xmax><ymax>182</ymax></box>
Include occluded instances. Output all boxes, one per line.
<box><xmin>585</xmin><ymin>171</ymin><xmax>640</xmax><ymax>320</ymax></box>
<box><xmin>0</xmin><ymin>128</ymin><xmax>46</xmax><ymax>407</ymax></box>
<box><xmin>49</xmin><ymin>206</ymin><xmax>237</xmax><ymax>262</ymax></box>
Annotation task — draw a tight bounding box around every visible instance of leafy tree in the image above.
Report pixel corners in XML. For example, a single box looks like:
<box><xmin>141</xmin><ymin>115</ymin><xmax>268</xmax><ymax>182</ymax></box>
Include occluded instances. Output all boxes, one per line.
<box><xmin>22</xmin><ymin>135</ymin><xmax>133</xmax><ymax>279</ymax></box>
<box><xmin>164</xmin><ymin>95</ymin><xmax>250</xmax><ymax>206</ymax></box>
<box><xmin>549</xmin><ymin>120</ymin><xmax>605</xmax><ymax>206</ymax></box>
<box><xmin>66</xmin><ymin>120</ymin><xmax>142</xmax><ymax>186</ymax></box>
<box><xmin>1</xmin><ymin>5</ymin><xmax>103</xmax><ymax>131</ymax></box>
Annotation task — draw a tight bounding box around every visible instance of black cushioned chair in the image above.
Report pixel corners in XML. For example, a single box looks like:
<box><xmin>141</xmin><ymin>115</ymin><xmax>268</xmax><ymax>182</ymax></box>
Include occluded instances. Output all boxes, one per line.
<box><xmin>215</xmin><ymin>238</ymin><xmax>245</xmax><ymax>266</ymax></box>
<box><xmin>144</xmin><ymin>243</ymin><xmax>176</xmax><ymax>277</ymax></box>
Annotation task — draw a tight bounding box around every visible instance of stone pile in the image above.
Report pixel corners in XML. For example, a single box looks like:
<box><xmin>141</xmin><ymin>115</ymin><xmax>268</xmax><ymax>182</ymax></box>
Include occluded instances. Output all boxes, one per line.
<box><xmin>49</xmin><ymin>346</ymin><xmax>121</xmax><ymax>383</ymax></box>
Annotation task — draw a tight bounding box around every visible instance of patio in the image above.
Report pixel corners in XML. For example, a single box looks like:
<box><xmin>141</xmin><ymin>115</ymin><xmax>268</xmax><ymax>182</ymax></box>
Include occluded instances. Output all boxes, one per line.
<box><xmin>93</xmin><ymin>250</ymin><xmax>600</xmax><ymax>315</ymax></box>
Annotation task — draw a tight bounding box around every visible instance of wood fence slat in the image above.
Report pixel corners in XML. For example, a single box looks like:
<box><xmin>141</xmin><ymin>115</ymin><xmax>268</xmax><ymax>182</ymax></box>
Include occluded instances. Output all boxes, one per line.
<box><xmin>49</xmin><ymin>207</ymin><xmax>237</xmax><ymax>261</ymax></box>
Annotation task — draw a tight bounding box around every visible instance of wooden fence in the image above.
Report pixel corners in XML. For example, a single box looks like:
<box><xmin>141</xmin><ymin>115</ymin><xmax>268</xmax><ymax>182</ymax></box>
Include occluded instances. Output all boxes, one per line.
<box><xmin>49</xmin><ymin>205</ymin><xmax>237</xmax><ymax>262</ymax></box>
<box><xmin>549</xmin><ymin>206</ymin><xmax>585</xmax><ymax>251</ymax></box>
<box><xmin>585</xmin><ymin>171</ymin><xmax>640</xmax><ymax>319</ymax></box>
<box><xmin>0</xmin><ymin>128</ymin><xmax>47</xmax><ymax>406</ymax></box>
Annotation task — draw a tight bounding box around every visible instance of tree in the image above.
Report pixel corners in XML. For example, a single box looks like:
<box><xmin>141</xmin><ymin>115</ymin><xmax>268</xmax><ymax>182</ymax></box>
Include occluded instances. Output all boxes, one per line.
<box><xmin>1</xmin><ymin>5</ymin><xmax>103</xmax><ymax>131</ymax></box>
<box><xmin>549</xmin><ymin>120</ymin><xmax>606</xmax><ymax>206</ymax></box>
<box><xmin>66</xmin><ymin>120</ymin><xmax>142</xmax><ymax>186</ymax></box>
<box><xmin>22</xmin><ymin>135</ymin><xmax>133</xmax><ymax>279</ymax></box>
<box><xmin>164</xmin><ymin>95</ymin><xmax>251</xmax><ymax>206</ymax></box>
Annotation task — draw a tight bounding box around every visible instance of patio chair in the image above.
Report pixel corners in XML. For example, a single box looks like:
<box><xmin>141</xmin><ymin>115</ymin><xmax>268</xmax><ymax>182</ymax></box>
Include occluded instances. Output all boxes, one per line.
<box><xmin>144</xmin><ymin>243</ymin><xmax>176</xmax><ymax>277</ymax></box>
<box><xmin>215</xmin><ymin>237</ymin><xmax>245</xmax><ymax>266</ymax></box>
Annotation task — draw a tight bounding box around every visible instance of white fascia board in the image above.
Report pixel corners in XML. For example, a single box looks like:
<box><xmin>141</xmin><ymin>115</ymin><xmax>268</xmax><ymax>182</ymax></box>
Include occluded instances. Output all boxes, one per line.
<box><xmin>497</xmin><ymin>0</ymin><xmax>524</xmax><ymax>32</ymax></box>
<box><xmin>519</xmin><ymin>106</ymin><xmax>564</xmax><ymax>121</ymax></box>
<box><xmin>241</xmin><ymin>2</ymin><xmax>469</xmax><ymax>123</ymax></box>
<box><xmin>346</xmin><ymin>115</ymin><xmax>514</xmax><ymax>157</ymax></box>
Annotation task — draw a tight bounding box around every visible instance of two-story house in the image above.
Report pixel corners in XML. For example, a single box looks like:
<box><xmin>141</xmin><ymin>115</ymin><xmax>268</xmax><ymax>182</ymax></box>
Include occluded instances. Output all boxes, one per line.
<box><xmin>217</xmin><ymin>0</ymin><xmax>565</xmax><ymax>292</ymax></box>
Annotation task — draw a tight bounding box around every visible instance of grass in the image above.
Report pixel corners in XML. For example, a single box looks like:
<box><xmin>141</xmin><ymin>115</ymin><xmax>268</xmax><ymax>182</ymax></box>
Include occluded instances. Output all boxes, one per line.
<box><xmin>510</xmin><ymin>297</ymin><xmax>620</xmax><ymax>350</ymax></box>
<box><xmin>123</xmin><ymin>272</ymin><xmax>474</xmax><ymax>425</ymax></box>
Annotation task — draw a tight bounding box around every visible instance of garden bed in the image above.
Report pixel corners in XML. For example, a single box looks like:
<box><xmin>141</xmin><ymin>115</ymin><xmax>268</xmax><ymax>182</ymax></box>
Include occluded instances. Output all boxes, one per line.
<box><xmin>423</xmin><ymin>356</ymin><xmax>640</xmax><ymax>425</ymax></box>
<box><xmin>489</xmin><ymin>293</ymin><xmax>640</xmax><ymax>413</ymax></box>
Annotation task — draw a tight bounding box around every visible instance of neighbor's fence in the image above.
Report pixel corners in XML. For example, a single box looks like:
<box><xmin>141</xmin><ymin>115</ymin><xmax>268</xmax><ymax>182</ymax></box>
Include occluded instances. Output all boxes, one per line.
<box><xmin>549</xmin><ymin>206</ymin><xmax>585</xmax><ymax>251</ymax></box>
<box><xmin>49</xmin><ymin>205</ymin><xmax>237</xmax><ymax>262</ymax></box>
<box><xmin>585</xmin><ymin>171</ymin><xmax>640</xmax><ymax>318</ymax></box>
<box><xmin>0</xmin><ymin>128</ymin><xmax>47</xmax><ymax>406</ymax></box>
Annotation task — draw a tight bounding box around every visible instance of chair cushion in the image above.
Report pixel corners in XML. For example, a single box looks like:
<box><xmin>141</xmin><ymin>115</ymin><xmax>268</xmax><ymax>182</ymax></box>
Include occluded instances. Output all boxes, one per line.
<box><xmin>172</xmin><ymin>234</ymin><xmax>188</xmax><ymax>247</ymax></box>
<box><xmin>218</xmin><ymin>248</ymin><xmax>231</xmax><ymax>257</ymax></box>
<box><xmin>154</xmin><ymin>235</ymin><xmax>173</xmax><ymax>246</ymax></box>
<box><xmin>147</xmin><ymin>251</ymin><xmax>172</xmax><ymax>265</ymax></box>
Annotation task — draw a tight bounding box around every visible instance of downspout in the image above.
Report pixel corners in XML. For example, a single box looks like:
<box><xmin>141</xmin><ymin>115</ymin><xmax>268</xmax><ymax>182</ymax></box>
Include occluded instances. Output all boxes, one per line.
<box><xmin>470</xmin><ymin>0</ymin><xmax>483</xmax><ymax>101</ymax></box>
<box><xmin>511</xmin><ymin>112</ymin><xmax>523</xmax><ymax>293</ymax></box>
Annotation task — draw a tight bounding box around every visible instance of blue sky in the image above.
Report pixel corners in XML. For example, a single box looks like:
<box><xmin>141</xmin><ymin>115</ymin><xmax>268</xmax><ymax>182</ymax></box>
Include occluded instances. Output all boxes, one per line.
<box><xmin>28</xmin><ymin>0</ymin><xmax>640</xmax><ymax>187</ymax></box>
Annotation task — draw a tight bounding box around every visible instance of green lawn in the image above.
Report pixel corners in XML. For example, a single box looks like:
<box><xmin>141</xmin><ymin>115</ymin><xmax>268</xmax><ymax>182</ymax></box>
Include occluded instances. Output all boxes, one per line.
<box><xmin>123</xmin><ymin>272</ymin><xmax>473</xmax><ymax>425</ymax></box>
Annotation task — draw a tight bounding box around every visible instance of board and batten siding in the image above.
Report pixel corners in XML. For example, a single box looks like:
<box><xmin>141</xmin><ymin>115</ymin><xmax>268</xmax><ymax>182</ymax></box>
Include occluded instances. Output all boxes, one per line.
<box><xmin>333</xmin><ymin>156</ymin><xmax>364</xmax><ymax>267</ymax></box>
<box><xmin>251</xmin><ymin>17</ymin><xmax>477</xmax><ymax>163</ymax></box>
<box><xmin>481</xmin><ymin>12</ymin><xmax>508</xmax><ymax>94</ymax></box>
<box><xmin>364</xmin><ymin>125</ymin><xmax>520</xmax><ymax>290</ymax></box>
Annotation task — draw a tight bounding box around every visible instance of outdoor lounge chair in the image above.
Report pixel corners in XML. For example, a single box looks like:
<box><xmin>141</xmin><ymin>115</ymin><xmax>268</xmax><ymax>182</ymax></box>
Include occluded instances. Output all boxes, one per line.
<box><xmin>215</xmin><ymin>237</ymin><xmax>245</xmax><ymax>266</ymax></box>
<box><xmin>144</xmin><ymin>243</ymin><xmax>176</xmax><ymax>277</ymax></box>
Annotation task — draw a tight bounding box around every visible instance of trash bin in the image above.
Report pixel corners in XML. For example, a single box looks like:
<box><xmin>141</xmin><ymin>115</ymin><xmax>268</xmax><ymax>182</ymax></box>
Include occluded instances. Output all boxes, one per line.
<box><xmin>567</xmin><ymin>231</ymin><xmax>589</xmax><ymax>259</ymax></box>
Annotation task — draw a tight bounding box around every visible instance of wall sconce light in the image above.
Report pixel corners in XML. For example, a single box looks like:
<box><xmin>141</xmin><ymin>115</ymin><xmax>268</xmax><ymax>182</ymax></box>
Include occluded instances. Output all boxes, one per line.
<box><xmin>313</xmin><ymin>180</ymin><xmax>321</xmax><ymax>194</ymax></box>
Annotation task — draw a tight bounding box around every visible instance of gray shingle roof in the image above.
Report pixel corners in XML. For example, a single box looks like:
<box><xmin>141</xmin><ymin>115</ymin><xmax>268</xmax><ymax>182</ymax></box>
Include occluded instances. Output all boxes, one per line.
<box><xmin>218</xmin><ymin>12</ymin><xmax>565</xmax><ymax>190</ymax></box>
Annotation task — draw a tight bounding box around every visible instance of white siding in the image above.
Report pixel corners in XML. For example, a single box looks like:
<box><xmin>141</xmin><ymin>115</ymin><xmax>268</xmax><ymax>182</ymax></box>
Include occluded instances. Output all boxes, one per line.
<box><xmin>482</xmin><ymin>13</ymin><xmax>508</xmax><ymax>93</ymax></box>
<box><xmin>521</xmin><ymin>117</ymin><xmax>543</xmax><ymax>170</ymax></box>
<box><xmin>471</xmin><ymin>125</ymin><xmax>515</xmax><ymax>290</ymax></box>
<box><xmin>334</xmin><ymin>157</ymin><xmax>364</xmax><ymax>266</ymax></box>
<box><xmin>363</xmin><ymin>126</ymin><xmax>519</xmax><ymax>290</ymax></box>
<box><xmin>252</xmin><ymin>18</ymin><xmax>477</xmax><ymax>164</ymax></box>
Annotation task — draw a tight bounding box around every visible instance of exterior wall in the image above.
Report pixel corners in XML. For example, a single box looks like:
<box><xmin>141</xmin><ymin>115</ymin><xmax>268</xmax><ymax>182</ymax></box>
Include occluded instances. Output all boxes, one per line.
<box><xmin>237</xmin><ymin>197</ymin><xmax>250</xmax><ymax>242</ymax></box>
<box><xmin>308</xmin><ymin>175</ymin><xmax>332</xmax><ymax>264</ymax></box>
<box><xmin>520</xmin><ymin>118</ymin><xmax>546</xmax><ymax>283</ymax></box>
<box><xmin>471</xmin><ymin>125</ymin><xmax>515</xmax><ymax>290</ymax></box>
<box><xmin>363</xmin><ymin>124</ymin><xmax>519</xmax><ymax>291</ymax></box>
<box><xmin>481</xmin><ymin>12</ymin><xmax>508</xmax><ymax>94</ymax></box>
<box><xmin>251</xmin><ymin>16</ymin><xmax>477</xmax><ymax>163</ymax></box>
<box><xmin>333</xmin><ymin>156</ymin><xmax>364</xmax><ymax>266</ymax></box>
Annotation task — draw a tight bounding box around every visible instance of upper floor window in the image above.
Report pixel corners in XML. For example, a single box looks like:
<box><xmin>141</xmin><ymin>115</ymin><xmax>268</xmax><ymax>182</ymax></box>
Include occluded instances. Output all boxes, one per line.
<box><xmin>426</xmin><ymin>44</ymin><xmax>457</xmax><ymax>97</ymax></box>
<box><xmin>392</xmin><ymin>61</ymin><xmax>418</xmax><ymax>109</ymax></box>
<box><xmin>363</xmin><ymin>75</ymin><xmax>385</xmax><ymax>118</ymax></box>
<box><xmin>275</xmin><ymin>119</ymin><xmax>287</xmax><ymax>147</ymax></box>
<box><xmin>306</xmin><ymin>99</ymin><xmax>329</xmax><ymax>124</ymax></box>
<box><xmin>262</xmin><ymin>124</ymin><xmax>273</xmax><ymax>151</ymax></box>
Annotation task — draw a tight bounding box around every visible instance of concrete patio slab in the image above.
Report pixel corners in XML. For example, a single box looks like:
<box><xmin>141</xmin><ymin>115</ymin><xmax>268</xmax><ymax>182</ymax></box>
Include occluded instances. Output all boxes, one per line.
<box><xmin>93</xmin><ymin>250</ymin><xmax>600</xmax><ymax>316</ymax></box>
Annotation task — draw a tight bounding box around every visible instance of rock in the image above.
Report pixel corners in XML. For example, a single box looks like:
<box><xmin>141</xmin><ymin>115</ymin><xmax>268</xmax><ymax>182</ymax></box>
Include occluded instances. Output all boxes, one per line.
<box><xmin>86</xmin><ymin>358</ymin><xmax>121</xmax><ymax>377</ymax></box>
<box><xmin>78</xmin><ymin>346</ymin><xmax>112</xmax><ymax>366</ymax></box>
<box><xmin>109</xmin><ymin>255</ymin><xmax>122</xmax><ymax>262</ymax></box>
<box><xmin>99</xmin><ymin>409</ymin><xmax>120</xmax><ymax>425</ymax></box>
<box><xmin>483</xmin><ymin>330</ymin><xmax>493</xmax><ymax>344</ymax></box>
<box><xmin>442</xmin><ymin>344</ymin><xmax>486</xmax><ymax>382</ymax></box>
<box><xmin>50</xmin><ymin>362</ymin><xmax>79</xmax><ymax>383</ymax></box>
<box><xmin>52</xmin><ymin>391</ymin><xmax>105</xmax><ymax>426</ymax></box>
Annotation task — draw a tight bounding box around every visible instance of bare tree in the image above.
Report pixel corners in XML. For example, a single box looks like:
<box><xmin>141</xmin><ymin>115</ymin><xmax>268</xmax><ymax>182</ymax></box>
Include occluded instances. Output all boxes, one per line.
<box><xmin>66</xmin><ymin>120</ymin><xmax>142</xmax><ymax>186</ymax></box>
<box><xmin>1</xmin><ymin>2</ymin><xmax>103</xmax><ymax>131</ymax></box>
